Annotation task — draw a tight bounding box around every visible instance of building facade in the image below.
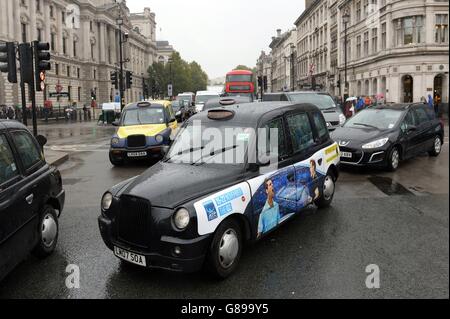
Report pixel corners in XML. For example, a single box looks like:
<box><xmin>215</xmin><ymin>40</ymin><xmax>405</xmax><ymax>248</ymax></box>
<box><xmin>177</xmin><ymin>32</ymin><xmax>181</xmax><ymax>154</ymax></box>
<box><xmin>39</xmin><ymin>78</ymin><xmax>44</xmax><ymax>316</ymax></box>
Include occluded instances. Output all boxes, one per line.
<box><xmin>156</xmin><ymin>41</ymin><xmax>175</xmax><ymax>65</ymax></box>
<box><xmin>256</xmin><ymin>50</ymin><xmax>273</xmax><ymax>94</ymax></box>
<box><xmin>261</xmin><ymin>0</ymin><xmax>449</xmax><ymax>107</ymax></box>
<box><xmin>269</xmin><ymin>29</ymin><xmax>297</xmax><ymax>92</ymax></box>
<box><xmin>0</xmin><ymin>0</ymin><xmax>159</xmax><ymax>108</ymax></box>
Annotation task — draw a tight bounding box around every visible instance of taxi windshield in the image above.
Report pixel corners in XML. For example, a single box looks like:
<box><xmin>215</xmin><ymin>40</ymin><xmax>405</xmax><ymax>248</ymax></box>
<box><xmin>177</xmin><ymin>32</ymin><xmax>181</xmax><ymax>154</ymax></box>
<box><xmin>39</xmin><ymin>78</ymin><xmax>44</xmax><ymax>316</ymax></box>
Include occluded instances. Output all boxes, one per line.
<box><xmin>122</xmin><ymin>107</ymin><xmax>166</xmax><ymax>126</ymax></box>
<box><xmin>166</xmin><ymin>122</ymin><xmax>254</xmax><ymax>166</ymax></box>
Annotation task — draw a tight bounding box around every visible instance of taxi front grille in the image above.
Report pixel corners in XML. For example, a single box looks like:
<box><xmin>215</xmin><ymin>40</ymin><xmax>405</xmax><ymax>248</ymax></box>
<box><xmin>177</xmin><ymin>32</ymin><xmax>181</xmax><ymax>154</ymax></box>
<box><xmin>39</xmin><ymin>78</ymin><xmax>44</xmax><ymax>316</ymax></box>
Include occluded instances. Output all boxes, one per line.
<box><xmin>127</xmin><ymin>135</ymin><xmax>146</xmax><ymax>148</ymax></box>
<box><xmin>117</xmin><ymin>196</ymin><xmax>151</xmax><ymax>248</ymax></box>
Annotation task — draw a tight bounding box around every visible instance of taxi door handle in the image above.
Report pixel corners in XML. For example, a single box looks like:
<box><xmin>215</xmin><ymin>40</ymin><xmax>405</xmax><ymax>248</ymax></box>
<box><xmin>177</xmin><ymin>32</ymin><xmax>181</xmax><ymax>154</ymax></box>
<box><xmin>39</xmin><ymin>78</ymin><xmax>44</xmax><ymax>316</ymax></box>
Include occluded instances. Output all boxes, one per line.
<box><xmin>26</xmin><ymin>194</ymin><xmax>34</xmax><ymax>205</ymax></box>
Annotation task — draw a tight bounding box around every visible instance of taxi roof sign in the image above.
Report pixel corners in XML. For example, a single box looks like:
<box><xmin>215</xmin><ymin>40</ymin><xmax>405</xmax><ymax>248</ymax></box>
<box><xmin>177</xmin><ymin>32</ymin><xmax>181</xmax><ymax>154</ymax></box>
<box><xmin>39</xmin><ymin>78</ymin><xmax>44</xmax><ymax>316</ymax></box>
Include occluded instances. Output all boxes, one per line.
<box><xmin>137</xmin><ymin>102</ymin><xmax>151</xmax><ymax>107</ymax></box>
<box><xmin>207</xmin><ymin>109</ymin><xmax>235</xmax><ymax>121</ymax></box>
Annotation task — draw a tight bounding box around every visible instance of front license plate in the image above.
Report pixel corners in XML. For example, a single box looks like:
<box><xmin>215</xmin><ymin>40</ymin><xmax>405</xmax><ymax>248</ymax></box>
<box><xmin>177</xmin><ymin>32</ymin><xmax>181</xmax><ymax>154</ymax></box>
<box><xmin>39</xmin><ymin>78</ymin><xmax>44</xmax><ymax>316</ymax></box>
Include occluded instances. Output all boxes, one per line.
<box><xmin>114</xmin><ymin>246</ymin><xmax>147</xmax><ymax>267</ymax></box>
<box><xmin>341</xmin><ymin>152</ymin><xmax>353</xmax><ymax>159</ymax></box>
<box><xmin>127</xmin><ymin>151</ymin><xmax>147</xmax><ymax>158</ymax></box>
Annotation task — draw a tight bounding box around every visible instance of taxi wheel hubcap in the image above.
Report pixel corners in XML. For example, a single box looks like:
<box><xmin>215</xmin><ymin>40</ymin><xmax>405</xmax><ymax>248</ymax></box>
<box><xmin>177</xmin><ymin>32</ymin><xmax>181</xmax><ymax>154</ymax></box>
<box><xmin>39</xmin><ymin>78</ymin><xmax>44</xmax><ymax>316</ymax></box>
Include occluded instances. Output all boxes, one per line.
<box><xmin>434</xmin><ymin>137</ymin><xmax>442</xmax><ymax>154</ymax></box>
<box><xmin>218</xmin><ymin>229</ymin><xmax>239</xmax><ymax>269</ymax></box>
<box><xmin>41</xmin><ymin>213</ymin><xmax>57</xmax><ymax>248</ymax></box>
<box><xmin>323</xmin><ymin>176</ymin><xmax>335</xmax><ymax>201</ymax></box>
<box><xmin>391</xmin><ymin>149</ymin><xmax>399</xmax><ymax>169</ymax></box>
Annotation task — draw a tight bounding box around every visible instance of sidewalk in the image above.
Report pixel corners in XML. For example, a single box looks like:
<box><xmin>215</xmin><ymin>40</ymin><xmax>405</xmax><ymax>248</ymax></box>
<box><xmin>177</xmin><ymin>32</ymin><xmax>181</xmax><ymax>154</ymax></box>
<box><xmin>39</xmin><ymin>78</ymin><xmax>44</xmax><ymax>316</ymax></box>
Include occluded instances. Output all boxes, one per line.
<box><xmin>44</xmin><ymin>149</ymin><xmax>69</xmax><ymax>167</ymax></box>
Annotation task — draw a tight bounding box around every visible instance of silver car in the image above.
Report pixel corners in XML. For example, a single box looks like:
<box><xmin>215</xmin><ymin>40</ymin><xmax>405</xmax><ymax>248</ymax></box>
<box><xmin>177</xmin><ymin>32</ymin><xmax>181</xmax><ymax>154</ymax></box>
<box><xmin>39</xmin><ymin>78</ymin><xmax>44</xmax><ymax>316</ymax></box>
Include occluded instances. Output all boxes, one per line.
<box><xmin>262</xmin><ymin>91</ymin><xmax>346</xmax><ymax>131</ymax></box>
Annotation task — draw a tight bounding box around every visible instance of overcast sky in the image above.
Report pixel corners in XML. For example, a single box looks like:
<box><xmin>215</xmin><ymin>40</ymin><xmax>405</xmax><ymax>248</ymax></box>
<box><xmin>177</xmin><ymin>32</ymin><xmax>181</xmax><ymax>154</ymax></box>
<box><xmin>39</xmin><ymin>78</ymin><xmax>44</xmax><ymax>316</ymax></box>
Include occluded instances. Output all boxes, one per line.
<box><xmin>127</xmin><ymin>0</ymin><xmax>305</xmax><ymax>79</ymax></box>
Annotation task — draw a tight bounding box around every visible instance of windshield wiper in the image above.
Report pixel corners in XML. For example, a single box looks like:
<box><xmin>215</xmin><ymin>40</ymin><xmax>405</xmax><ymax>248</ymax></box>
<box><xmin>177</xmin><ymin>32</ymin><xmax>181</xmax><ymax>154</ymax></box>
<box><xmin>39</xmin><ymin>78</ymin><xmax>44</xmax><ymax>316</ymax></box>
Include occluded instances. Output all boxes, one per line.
<box><xmin>164</xmin><ymin>146</ymin><xmax>205</xmax><ymax>162</ymax></box>
<box><xmin>353</xmin><ymin>123</ymin><xmax>379</xmax><ymax>130</ymax></box>
<box><xmin>191</xmin><ymin>145</ymin><xmax>238</xmax><ymax>166</ymax></box>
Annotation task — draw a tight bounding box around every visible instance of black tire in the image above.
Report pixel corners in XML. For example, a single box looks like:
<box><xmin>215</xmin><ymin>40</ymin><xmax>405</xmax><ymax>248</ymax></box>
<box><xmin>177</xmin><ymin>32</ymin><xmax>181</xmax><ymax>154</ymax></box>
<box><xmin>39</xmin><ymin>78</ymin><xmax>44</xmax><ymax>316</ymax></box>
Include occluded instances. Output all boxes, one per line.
<box><xmin>109</xmin><ymin>153</ymin><xmax>124</xmax><ymax>166</ymax></box>
<box><xmin>386</xmin><ymin>146</ymin><xmax>400</xmax><ymax>172</ymax></box>
<box><xmin>315</xmin><ymin>171</ymin><xmax>336</xmax><ymax>209</ymax></box>
<box><xmin>32</xmin><ymin>205</ymin><xmax>59</xmax><ymax>259</ymax></box>
<box><xmin>205</xmin><ymin>219</ymin><xmax>242</xmax><ymax>280</ymax></box>
<box><xmin>428</xmin><ymin>136</ymin><xmax>442</xmax><ymax>157</ymax></box>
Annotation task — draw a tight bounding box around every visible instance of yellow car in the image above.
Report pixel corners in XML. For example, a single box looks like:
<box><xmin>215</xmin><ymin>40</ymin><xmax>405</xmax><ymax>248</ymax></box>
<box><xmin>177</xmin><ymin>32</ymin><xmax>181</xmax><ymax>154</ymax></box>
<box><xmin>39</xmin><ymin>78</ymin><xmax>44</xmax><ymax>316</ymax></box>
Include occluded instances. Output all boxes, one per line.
<box><xmin>109</xmin><ymin>101</ymin><xmax>178</xmax><ymax>166</ymax></box>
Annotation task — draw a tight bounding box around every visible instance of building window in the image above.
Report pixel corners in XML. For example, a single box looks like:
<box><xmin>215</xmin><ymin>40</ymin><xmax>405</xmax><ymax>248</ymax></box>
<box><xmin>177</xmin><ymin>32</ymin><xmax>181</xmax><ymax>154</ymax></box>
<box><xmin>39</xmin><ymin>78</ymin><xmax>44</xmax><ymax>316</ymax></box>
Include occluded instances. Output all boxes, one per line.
<box><xmin>67</xmin><ymin>66</ymin><xmax>70</xmax><ymax>77</ymax></box>
<box><xmin>50</xmin><ymin>33</ymin><xmax>56</xmax><ymax>52</ymax></box>
<box><xmin>77</xmin><ymin>68</ymin><xmax>80</xmax><ymax>78</ymax></box>
<box><xmin>381</xmin><ymin>23</ymin><xmax>387</xmax><ymax>49</ymax></box>
<box><xmin>364</xmin><ymin>31</ymin><xmax>369</xmax><ymax>56</ymax></box>
<box><xmin>372</xmin><ymin>28</ymin><xmax>378</xmax><ymax>53</ymax></box>
<box><xmin>62</xmin><ymin>11</ymin><xmax>66</xmax><ymax>25</ymax></box>
<box><xmin>93</xmin><ymin>69</ymin><xmax>96</xmax><ymax>79</ymax></box>
<box><xmin>62</xmin><ymin>37</ymin><xmax>67</xmax><ymax>55</ymax></box>
<box><xmin>78</xmin><ymin>87</ymin><xmax>81</xmax><ymax>102</ymax></box>
<box><xmin>90</xmin><ymin>21</ymin><xmax>93</xmax><ymax>32</ymax></box>
<box><xmin>395</xmin><ymin>16</ymin><xmax>424</xmax><ymax>46</ymax></box>
<box><xmin>356</xmin><ymin>1</ymin><xmax>361</xmax><ymax>22</ymax></box>
<box><xmin>363</xmin><ymin>0</ymin><xmax>369</xmax><ymax>18</ymax></box>
<box><xmin>55</xmin><ymin>63</ymin><xmax>59</xmax><ymax>75</ymax></box>
<box><xmin>91</xmin><ymin>44</ymin><xmax>95</xmax><ymax>60</ymax></box>
<box><xmin>21</xmin><ymin>23</ymin><xmax>27</xmax><ymax>43</ymax></box>
<box><xmin>36</xmin><ymin>0</ymin><xmax>40</xmax><ymax>12</ymax></box>
<box><xmin>50</xmin><ymin>5</ymin><xmax>54</xmax><ymax>18</ymax></box>
<box><xmin>73</xmin><ymin>41</ymin><xmax>77</xmax><ymax>57</ymax></box>
<box><xmin>356</xmin><ymin>35</ymin><xmax>362</xmax><ymax>58</ymax></box>
<box><xmin>435</xmin><ymin>14</ymin><xmax>448</xmax><ymax>44</ymax></box>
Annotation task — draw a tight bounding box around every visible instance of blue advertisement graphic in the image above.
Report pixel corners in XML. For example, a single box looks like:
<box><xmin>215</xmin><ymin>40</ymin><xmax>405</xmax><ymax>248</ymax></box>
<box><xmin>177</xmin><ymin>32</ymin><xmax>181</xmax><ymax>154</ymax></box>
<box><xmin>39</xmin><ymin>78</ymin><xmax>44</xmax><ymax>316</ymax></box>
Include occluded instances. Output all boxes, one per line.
<box><xmin>204</xmin><ymin>201</ymin><xmax>218</xmax><ymax>221</ymax></box>
<box><xmin>204</xmin><ymin>188</ymin><xmax>244</xmax><ymax>221</ymax></box>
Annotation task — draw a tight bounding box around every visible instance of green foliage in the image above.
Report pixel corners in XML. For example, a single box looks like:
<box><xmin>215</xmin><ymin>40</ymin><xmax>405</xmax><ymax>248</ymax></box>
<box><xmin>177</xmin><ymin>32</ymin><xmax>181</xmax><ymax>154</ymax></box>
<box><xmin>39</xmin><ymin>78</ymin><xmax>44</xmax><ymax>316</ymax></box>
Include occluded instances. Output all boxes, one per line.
<box><xmin>147</xmin><ymin>52</ymin><xmax>208</xmax><ymax>98</ymax></box>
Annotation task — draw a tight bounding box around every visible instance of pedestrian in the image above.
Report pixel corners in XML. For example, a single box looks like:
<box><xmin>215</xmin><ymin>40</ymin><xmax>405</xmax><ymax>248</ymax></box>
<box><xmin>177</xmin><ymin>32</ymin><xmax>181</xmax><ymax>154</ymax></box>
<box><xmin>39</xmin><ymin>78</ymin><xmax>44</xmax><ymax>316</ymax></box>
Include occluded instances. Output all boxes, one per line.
<box><xmin>434</xmin><ymin>93</ymin><xmax>441</xmax><ymax>117</ymax></box>
<box><xmin>427</xmin><ymin>94</ymin><xmax>434</xmax><ymax>110</ymax></box>
<box><xmin>6</xmin><ymin>106</ymin><xmax>15</xmax><ymax>120</ymax></box>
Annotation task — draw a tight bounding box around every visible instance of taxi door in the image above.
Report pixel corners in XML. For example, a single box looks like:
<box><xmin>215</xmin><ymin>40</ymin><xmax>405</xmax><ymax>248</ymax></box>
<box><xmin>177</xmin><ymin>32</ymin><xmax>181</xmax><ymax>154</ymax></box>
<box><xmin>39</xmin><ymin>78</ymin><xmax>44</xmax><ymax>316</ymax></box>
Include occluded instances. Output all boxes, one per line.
<box><xmin>166</xmin><ymin>104</ymin><xmax>178</xmax><ymax>131</ymax></box>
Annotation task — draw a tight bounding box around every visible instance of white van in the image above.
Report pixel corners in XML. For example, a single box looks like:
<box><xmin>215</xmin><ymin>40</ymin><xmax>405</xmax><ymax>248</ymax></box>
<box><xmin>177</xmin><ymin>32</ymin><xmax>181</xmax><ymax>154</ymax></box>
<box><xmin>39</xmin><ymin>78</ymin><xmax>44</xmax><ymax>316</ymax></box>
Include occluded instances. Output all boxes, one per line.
<box><xmin>195</xmin><ymin>91</ymin><xmax>220</xmax><ymax>112</ymax></box>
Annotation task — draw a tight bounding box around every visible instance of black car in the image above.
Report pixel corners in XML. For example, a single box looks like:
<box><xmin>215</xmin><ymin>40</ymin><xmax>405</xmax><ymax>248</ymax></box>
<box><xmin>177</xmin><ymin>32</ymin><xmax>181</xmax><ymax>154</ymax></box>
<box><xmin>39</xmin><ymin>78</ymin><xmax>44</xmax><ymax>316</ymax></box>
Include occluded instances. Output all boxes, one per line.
<box><xmin>0</xmin><ymin>120</ymin><xmax>65</xmax><ymax>281</ymax></box>
<box><xmin>262</xmin><ymin>91</ymin><xmax>346</xmax><ymax>131</ymax></box>
<box><xmin>172</xmin><ymin>100</ymin><xmax>189</xmax><ymax>122</ymax></box>
<box><xmin>331</xmin><ymin>103</ymin><xmax>444</xmax><ymax>171</ymax></box>
<box><xmin>203</xmin><ymin>96</ymin><xmax>253</xmax><ymax>111</ymax></box>
<box><xmin>98</xmin><ymin>102</ymin><xmax>340</xmax><ymax>279</ymax></box>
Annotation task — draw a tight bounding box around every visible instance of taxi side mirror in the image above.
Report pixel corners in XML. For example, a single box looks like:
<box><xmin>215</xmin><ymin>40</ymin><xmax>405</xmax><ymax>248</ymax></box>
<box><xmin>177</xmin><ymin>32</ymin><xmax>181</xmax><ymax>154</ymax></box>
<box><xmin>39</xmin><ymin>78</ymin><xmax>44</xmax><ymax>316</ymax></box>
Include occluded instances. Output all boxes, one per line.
<box><xmin>36</xmin><ymin>135</ymin><xmax>47</xmax><ymax>148</ymax></box>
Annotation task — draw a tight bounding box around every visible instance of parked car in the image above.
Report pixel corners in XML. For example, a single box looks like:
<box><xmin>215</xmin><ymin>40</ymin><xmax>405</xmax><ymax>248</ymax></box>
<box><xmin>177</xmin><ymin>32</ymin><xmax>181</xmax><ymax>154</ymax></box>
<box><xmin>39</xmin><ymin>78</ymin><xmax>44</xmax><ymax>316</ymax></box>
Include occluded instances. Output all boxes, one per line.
<box><xmin>195</xmin><ymin>91</ymin><xmax>220</xmax><ymax>113</ymax></box>
<box><xmin>262</xmin><ymin>91</ymin><xmax>346</xmax><ymax>131</ymax></box>
<box><xmin>203</xmin><ymin>96</ymin><xmax>253</xmax><ymax>112</ymax></box>
<box><xmin>0</xmin><ymin>120</ymin><xmax>65</xmax><ymax>282</ymax></box>
<box><xmin>109</xmin><ymin>101</ymin><xmax>178</xmax><ymax>166</ymax></box>
<box><xmin>330</xmin><ymin>103</ymin><xmax>444</xmax><ymax>171</ymax></box>
<box><xmin>98</xmin><ymin>102</ymin><xmax>340</xmax><ymax>279</ymax></box>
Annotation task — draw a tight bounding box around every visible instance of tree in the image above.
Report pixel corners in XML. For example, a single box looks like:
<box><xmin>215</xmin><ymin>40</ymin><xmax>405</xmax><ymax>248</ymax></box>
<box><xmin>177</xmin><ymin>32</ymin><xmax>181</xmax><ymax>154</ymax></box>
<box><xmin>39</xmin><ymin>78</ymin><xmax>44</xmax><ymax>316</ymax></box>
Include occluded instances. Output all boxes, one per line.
<box><xmin>147</xmin><ymin>51</ymin><xmax>209</xmax><ymax>98</ymax></box>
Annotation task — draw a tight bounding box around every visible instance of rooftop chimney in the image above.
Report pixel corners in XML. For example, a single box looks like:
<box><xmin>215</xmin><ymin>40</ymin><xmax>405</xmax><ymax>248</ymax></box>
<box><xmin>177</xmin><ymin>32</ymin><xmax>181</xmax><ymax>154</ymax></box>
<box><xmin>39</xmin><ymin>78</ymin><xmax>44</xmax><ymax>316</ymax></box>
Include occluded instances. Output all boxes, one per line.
<box><xmin>305</xmin><ymin>0</ymin><xmax>314</xmax><ymax>9</ymax></box>
<box><xmin>277</xmin><ymin>29</ymin><xmax>282</xmax><ymax>37</ymax></box>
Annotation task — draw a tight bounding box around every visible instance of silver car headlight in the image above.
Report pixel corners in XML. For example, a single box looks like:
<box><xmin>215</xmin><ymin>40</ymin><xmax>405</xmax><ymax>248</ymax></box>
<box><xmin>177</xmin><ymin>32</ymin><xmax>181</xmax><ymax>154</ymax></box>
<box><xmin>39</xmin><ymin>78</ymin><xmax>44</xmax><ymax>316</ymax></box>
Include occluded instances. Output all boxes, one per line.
<box><xmin>102</xmin><ymin>192</ymin><xmax>113</xmax><ymax>211</ymax></box>
<box><xmin>111</xmin><ymin>137</ymin><xmax>120</xmax><ymax>146</ymax></box>
<box><xmin>173</xmin><ymin>208</ymin><xmax>190</xmax><ymax>230</ymax></box>
<box><xmin>155</xmin><ymin>134</ymin><xmax>164</xmax><ymax>144</ymax></box>
<box><xmin>362</xmin><ymin>138</ymin><xmax>389</xmax><ymax>149</ymax></box>
<box><xmin>339</xmin><ymin>114</ymin><xmax>346</xmax><ymax>125</ymax></box>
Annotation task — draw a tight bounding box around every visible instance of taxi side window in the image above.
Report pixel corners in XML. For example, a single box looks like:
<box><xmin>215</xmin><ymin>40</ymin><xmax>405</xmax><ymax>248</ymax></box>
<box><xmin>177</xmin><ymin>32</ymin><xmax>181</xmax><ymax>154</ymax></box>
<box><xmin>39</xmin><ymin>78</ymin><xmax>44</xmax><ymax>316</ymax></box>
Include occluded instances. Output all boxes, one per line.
<box><xmin>286</xmin><ymin>113</ymin><xmax>315</xmax><ymax>154</ymax></box>
<box><xmin>0</xmin><ymin>134</ymin><xmax>19</xmax><ymax>186</ymax></box>
<box><xmin>312</xmin><ymin>111</ymin><xmax>329</xmax><ymax>141</ymax></box>
<box><xmin>11</xmin><ymin>131</ymin><xmax>44</xmax><ymax>173</ymax></box>
<box><xmin>401</xmin><ymin>110</ymin><xmax>417</xmax><ymax>132</ymax></box>
<box><xmin>261</xmin><ymin>118</ymin><xmax>288</xmax><ymax>161</ymax></box>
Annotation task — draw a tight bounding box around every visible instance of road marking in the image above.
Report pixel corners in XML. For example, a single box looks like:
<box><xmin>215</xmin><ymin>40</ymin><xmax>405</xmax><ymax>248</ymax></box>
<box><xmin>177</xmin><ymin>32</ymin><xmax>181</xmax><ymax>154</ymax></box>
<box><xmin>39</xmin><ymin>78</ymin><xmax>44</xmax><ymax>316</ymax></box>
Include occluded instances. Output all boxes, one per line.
<box><xmin>47</xmin><ymin>144</ymin><xmax>109</xmax><ymax>152</ymax></box>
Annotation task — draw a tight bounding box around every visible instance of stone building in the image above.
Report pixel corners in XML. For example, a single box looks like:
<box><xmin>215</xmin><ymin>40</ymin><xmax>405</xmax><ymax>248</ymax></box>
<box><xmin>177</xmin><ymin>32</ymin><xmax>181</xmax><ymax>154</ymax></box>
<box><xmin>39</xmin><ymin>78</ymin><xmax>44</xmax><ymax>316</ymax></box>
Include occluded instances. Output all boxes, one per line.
<box><xmin>156</xmin><ymin>40</ymin><xmax>175</xmax><ymax>65</ymax></box>
<box><xmin>269</xmin><ymin>29</ymin><xmax>297</xmax><ymax>92</ymax></box>
<box><xmin>0</xmin><ymin>0</ymin><xmax>160</xmax><ymax>108</ymax></box>
<box><xmin>256</xmin><ymin>50</ymin><xmax>273</xmax><ymax>94</ymax></box>
<box><xmin>291</xmin><ymin>0</ymin><xmax>449</xmax><ymax>106</ymax></box>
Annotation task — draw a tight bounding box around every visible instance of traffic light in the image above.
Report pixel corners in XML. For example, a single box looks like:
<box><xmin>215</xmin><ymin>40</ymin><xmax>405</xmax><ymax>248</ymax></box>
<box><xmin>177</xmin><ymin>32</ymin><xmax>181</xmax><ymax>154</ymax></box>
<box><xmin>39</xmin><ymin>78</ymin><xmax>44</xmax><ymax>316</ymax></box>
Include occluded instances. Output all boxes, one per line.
<box><xmin>110</xmin><ymin>71</ymin><xmax>118</xmax><ymax>89</ymax></box>
<box><xmin>0</xmin><ymin>42</ymin><xmax>17</xmax><ymax>83</ymax></box>
<box><xmin>126</xmin><ymin>71</ymin><xmax>133</xmax><ymax>89</ymax></box>
<box><xmin>33</xmin><ymin>41</ymin><xmax>51</xmax><ymax>91</ymax></box>
<box><xmin>257</xmin><ymin>76</ymin><xmax>263</xmax><ymax>88</ymax></box>
<box><xmin>263</xmin><ymin>76</ymin><xmax>268</xmax><ymax>91</ymax></box>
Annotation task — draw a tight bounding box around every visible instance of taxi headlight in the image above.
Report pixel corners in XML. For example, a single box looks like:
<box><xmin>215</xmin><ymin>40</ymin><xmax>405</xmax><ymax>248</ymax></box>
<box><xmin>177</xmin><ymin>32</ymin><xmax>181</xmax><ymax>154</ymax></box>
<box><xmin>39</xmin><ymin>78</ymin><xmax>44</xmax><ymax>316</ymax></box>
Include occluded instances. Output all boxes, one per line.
<box><xmin>155</xmin><ymin>134</ymin><xmax>164</xmax><ymax>144</ymax></box>
<box><xmin>102</xmin><ymin>192</ymin><xmax>113</xmax><ymax>211</ymax></box>
<box><xmin>111</xmin><ymin>137</ymin><xmax>120</xmax><ymax>146</ymax></box>
<box><xmin>362</xmin><ymin>138</ymin><xmax>389</xmax><ymax>149</ymax></box>
<box><xmin>173</xmin><ymin>208</ymin><xmax>190</xmax><ymax>230</ymax></box>
<box><xmin>339</xmin><ymin>114</ymin><xmax>346</xmax><ymax>125</ymax></box>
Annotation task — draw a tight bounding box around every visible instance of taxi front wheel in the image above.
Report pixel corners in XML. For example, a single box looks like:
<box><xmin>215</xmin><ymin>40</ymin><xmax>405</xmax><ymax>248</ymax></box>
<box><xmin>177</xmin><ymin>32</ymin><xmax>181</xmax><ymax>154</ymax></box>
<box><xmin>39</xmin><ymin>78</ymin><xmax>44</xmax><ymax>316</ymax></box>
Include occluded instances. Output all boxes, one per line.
<box><xmin>205</xmin><ymin>219</ymin><xmax>243</xmax><ymax>280</ymax></box>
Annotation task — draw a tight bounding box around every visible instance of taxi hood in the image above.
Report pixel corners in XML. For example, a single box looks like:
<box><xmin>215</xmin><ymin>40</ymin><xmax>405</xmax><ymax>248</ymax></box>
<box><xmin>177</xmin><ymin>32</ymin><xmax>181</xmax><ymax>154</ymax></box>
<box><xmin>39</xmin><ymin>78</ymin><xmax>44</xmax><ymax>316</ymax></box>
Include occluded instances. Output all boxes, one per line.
<box><xmin>117</xmin><ymin>162</ymin><xmax>245</xmax><ymax>208</ymax></box>
<box><xmin>117</xmin><ymin>124</ymin><xmax>168</xmax><ymax>138</ymax></box>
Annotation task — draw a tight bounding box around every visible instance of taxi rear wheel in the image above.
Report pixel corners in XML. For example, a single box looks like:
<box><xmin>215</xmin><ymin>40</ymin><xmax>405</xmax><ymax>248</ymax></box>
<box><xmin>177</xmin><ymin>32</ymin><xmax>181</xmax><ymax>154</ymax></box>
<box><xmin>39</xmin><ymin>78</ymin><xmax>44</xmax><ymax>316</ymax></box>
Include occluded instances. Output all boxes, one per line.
<box><xmin>205</xmin><ymin>219</ymin><xmax>242</xmax><ymax>280</ymax></box>
<box><xmin>315</xmin><ymin>171</ymin><xmax>336</xmax><ymax>209</ymax></box>
<box><xmin>32</xmin><ymin>206</ymin><xmax>59</xmax><ymax>259</ymax></box>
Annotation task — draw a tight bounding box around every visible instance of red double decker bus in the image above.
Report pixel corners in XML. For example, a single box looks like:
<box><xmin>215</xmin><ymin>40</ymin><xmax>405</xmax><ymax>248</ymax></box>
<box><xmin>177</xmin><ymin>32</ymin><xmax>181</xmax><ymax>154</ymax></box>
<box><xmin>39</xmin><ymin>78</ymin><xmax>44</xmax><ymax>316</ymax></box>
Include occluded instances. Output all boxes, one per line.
<box><xmin>225</xmin><ymin>70</ymin><xmax>255</xmax><ymax>96</ymax></box>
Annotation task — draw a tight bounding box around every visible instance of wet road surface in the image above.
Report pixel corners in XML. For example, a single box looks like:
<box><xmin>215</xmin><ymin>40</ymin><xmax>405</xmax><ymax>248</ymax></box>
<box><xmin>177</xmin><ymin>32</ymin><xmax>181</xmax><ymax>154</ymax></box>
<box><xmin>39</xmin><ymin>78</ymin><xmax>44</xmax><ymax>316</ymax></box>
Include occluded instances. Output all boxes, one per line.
<box><xmin>0</xmin><ymin>121</ymin><xmax>448</xmax><ymax>298</ymax></box>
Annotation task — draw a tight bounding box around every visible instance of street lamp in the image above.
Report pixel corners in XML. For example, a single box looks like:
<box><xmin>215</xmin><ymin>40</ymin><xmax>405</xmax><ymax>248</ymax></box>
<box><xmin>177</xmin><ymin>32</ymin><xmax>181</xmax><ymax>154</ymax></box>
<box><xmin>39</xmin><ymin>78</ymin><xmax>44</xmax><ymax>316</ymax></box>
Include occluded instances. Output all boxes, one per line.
<box><xmin>290</xmin><ymin>43</ymin><xmax>296</xmax><ymax>92</ymax></box>
<box><xmin>115</xmin><ymin>0</ymin><xmax>125</xmax><ymax>110</ymax></box>
<box><xmin>342</xmin><ymin>10</ymin><xmax>350</xmax><ymax>101</ymax></box>
<box><xmin>168</xmin><ymin>57</ymin><xmax>173</xmax><ymax>99</ymax></box>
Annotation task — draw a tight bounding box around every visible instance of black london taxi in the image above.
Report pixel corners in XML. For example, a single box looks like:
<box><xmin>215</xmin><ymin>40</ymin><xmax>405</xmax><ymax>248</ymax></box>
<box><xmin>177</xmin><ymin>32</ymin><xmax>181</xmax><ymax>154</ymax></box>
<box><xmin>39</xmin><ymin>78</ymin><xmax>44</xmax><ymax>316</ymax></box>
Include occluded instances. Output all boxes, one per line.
<box><xmin>109</xmin><ymin>100</ymin><xmax>178</xmax><ymax>166</ymax></box>
<box><xmin>331</xmin><ymin>103</ymin><xmax>444</xmax><ymax>171</ymax></box>
<box><xmin>99</xmin><ymin>102</ymin><xmax>340</xmax><ymax>279</ymax></box>
<box><xmin>0</xmin><ymin>120</ymin><xmax>65</xmax><ymax>282</ymax></box>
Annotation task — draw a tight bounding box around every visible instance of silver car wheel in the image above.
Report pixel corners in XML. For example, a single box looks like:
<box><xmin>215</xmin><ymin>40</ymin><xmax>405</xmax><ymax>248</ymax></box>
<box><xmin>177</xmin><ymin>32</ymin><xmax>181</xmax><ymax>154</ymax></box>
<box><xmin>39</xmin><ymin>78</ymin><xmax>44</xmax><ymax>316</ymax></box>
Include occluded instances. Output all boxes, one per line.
<box><xmin>41</xmin><ymin>213</ymin><xmax>58</xmax><ymax>248</ymax></box>
<box><xmin>434</xmin><ymin>137</ymin><xmax>442</xmax><ymax>154</ymax></box>
<box><xmin>323</xmin><ymin>175</ymin><xmax>335</xmax><ymax>201</ymax></box>
<box><xmin>218</xmin><ymin>228</ymin><xmax>239</xmax><ymax>269</ymax></box>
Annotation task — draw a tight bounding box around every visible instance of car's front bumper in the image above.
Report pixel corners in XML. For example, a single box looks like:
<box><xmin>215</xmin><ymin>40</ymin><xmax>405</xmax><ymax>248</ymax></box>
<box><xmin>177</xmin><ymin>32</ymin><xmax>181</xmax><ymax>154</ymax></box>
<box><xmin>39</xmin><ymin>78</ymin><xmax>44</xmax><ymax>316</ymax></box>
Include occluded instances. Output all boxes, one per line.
<box><xmin>339</xmin><ymin>147</ymin><xmax>389</xmax><ymax>167</ymax></box>
<box><xmin>109</xmin><ymin>146</ymin><xmax>164</xmax><ymax>161</ymax></box>
<box><xmin>98</xmin><ymin>216</ymin><xmax>212</xmax><ymax>273</ymax></box>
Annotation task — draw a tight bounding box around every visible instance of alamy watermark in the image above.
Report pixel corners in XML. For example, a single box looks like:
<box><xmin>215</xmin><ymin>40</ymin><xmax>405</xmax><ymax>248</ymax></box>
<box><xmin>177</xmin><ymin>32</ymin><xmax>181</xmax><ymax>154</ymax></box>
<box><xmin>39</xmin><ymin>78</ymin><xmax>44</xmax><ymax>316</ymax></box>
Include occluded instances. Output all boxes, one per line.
<box><xmin>365</xmin><ymin>264</ymin><xmax>380</xmax><ymax>289</ymax></box>
<box><xmin>65</xmin><ymin>264</ymin><xmax>80</xmax><ymax>289</ymax></box>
